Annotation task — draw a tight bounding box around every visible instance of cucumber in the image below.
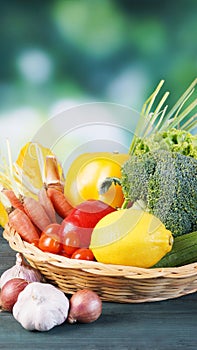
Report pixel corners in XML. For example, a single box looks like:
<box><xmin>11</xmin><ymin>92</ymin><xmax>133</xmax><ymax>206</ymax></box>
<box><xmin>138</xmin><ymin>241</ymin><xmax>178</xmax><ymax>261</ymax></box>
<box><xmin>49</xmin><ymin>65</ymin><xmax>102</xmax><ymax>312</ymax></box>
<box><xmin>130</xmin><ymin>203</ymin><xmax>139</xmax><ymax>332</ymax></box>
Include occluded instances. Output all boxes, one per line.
<box><xmin>153</xmin><ymin>231</ymin><xmax>197</xmax><ymax>268</ymax></box>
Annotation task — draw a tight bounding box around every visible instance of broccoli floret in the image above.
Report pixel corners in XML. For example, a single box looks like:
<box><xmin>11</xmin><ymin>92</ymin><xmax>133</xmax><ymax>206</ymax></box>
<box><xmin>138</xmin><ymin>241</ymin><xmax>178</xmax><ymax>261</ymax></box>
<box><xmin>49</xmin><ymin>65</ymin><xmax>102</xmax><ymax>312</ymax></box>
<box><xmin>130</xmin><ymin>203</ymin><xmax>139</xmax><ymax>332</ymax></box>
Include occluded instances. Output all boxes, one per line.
<box><xmin>133</xmin><ymin>128</ymin><xmax>197</xmax><ymax>159</ymax></box>
<box><xmin>121</xmin><ymin>152</ymin><xmax>156</xmax><ymax>203</ymax></box>
<box><xmin>121</xmin><ymin>150</ymin><xmax>197</xmax><ymax>237</ymax></box>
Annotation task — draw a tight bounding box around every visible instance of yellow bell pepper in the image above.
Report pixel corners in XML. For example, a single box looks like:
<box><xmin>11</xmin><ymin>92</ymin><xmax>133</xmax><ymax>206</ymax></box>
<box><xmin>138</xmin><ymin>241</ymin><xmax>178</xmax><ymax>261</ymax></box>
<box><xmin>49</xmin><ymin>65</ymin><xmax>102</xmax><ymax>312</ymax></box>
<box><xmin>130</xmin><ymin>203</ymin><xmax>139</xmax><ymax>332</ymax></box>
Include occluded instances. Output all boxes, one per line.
<box><xmin>64</xmin><ymin>152</ymin><xmax>129</xmax><ymax>208</ymax></box>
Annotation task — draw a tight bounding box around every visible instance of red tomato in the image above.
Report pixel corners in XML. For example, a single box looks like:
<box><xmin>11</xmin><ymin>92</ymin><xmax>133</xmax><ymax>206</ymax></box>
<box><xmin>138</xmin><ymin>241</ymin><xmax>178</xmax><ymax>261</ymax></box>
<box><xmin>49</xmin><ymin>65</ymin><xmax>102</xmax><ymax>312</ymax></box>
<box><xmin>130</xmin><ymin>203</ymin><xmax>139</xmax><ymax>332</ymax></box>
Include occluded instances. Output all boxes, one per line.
<box><xmin>71</xmin><ymin>248</ymin><xmax>95</xmax><ymax>261</ymax></box>
<box><xmin>38</xmin><ymin>233</ymin><xmax>61</xmax><ymax>253</ymax></box>
<box><xmin>61</xmin><ymin>230</ymin><xmax>81</xmax><ymax>256</ymax></box>
<box><xmin>38</xmin><ymin>223</ymin><xmax>61</xmax><ymax>254</ymax></box>
<box><xmin>60</xmin><ymin>200</ymin><xmax>116</xmax><ymax>248</ymax></box>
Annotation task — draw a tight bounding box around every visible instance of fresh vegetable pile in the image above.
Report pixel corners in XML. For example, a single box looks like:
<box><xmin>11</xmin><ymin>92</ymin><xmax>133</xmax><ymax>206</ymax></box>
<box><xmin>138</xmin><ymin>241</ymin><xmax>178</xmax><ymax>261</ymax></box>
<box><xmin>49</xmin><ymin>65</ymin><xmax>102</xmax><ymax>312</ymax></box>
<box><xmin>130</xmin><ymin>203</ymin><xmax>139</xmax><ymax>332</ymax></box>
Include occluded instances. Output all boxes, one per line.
<box><xmin>0</xmin><ymin>78</ymin><xmax>196</xmax><ymax>265</ymax></box>
<box><xmin>0</xmin><ymin>78</ymin><xmax>196</xmax><ymax>329</ymax></box>
<box><xmin>0</xmin><ymin>254</ymin><xmax>102</xmax><ymax>331</ymax></box>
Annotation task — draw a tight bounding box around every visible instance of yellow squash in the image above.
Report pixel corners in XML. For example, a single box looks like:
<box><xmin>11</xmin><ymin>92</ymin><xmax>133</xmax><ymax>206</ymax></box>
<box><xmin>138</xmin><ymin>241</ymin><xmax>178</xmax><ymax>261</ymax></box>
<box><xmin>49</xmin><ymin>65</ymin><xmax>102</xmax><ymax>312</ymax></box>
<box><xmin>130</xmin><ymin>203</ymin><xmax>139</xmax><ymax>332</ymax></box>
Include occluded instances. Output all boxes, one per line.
<box><xmin>90</xmin><ymin>208</ymin><xmax>173</xmax><ymax>268</ymax></box>
<box><xmin>15</xmin><ymin>142</ymin><xmax>63</xmax><ymax>198</ymax></box>
<box><xmin>0</xmin><ymin>202</ymin><xmax>8</xmax><ymax>228</ymax></box>
<box><xmin>64</xmin><ymin>152</ymin><xmax>129</xmax><ymax>209</ymax></box>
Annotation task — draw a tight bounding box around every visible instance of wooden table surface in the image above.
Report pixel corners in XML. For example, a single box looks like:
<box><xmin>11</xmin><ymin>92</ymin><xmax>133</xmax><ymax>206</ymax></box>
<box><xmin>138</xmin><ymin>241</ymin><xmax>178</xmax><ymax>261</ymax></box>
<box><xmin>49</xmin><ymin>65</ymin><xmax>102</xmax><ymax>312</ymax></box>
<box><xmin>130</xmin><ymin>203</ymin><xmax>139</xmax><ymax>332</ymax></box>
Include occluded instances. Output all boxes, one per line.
<box><xmin>1</xmin><ymin>227</ymin><xmax>197</xmax><ymax>350</ymax></box>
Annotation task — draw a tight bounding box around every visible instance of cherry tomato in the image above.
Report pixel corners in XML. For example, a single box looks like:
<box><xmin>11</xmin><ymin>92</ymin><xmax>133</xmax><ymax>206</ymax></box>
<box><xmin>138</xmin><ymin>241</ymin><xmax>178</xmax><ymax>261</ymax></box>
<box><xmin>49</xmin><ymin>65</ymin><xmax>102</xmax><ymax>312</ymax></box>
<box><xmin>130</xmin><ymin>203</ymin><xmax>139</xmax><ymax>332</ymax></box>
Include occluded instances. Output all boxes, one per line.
<box><xmin>61</xmin><ymin>230</ymin><xmax>81</xmax><ymax>256</ymax></box>
<box><xmin>38</xmin><ymin>233</ymin><xmax>61</xmax><ymax>253</ymax></box>
<box><xmin>71</xmin><ymin>248</ymin><xmax>95</xmax><ymax>261</ymax></box>
<box><xmin>42</xmin><ymin>223</ymin><xmax>61</xmax><ymax>238</ymax></box>
<box><xmin>38</xmin><ymin>223</ymin><xmax>61</xmax><ymax>254</ymax></box>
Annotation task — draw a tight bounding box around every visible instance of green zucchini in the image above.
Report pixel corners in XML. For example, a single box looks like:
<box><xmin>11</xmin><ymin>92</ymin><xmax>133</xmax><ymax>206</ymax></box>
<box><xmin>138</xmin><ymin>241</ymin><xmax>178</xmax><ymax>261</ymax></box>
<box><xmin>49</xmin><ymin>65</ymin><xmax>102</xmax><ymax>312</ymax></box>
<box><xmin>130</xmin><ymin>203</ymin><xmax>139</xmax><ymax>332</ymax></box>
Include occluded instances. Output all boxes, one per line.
<box><xmin>153</xmin><ymin>231</ymin><xmax>197</xmax><ymax>268</ymax></box>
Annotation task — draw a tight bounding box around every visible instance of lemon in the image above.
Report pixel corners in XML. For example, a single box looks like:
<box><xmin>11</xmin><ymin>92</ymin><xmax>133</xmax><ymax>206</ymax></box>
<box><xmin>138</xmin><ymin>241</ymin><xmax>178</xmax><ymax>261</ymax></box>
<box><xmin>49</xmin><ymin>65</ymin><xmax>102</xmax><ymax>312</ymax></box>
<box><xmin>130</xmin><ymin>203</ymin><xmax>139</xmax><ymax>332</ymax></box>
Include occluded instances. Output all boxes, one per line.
<box><xmin>90</xmin><ymin>208</ymin><xmax>173</xmax><ymax>268</ymax></box>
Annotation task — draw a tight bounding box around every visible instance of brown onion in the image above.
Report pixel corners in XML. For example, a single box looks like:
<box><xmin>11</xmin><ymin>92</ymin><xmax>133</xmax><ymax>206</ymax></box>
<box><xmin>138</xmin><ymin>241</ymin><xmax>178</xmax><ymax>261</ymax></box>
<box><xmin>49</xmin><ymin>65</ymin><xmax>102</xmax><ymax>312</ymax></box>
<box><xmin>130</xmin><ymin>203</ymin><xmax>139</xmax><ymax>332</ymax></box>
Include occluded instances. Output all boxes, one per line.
<box><xmin>0</xmin><ymin>278</ymin><xmax>28</xmax><ymax>312</ymax></box>
<box><xmin>67</xmin><ymin>289</ymin><xmax>102</xmax><ymax>324</ymax></box>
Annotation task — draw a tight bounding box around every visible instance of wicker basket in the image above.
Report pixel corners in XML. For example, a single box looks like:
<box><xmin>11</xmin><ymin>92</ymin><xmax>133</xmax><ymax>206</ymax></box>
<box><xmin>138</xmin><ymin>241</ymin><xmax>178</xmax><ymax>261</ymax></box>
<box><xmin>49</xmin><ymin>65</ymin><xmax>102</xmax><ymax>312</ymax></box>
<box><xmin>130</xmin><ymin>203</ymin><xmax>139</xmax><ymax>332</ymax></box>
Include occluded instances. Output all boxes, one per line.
<box><xmin>3</xmin><ymin>224</ymin><xmax>197</xmax><ymax>303</ymax></box>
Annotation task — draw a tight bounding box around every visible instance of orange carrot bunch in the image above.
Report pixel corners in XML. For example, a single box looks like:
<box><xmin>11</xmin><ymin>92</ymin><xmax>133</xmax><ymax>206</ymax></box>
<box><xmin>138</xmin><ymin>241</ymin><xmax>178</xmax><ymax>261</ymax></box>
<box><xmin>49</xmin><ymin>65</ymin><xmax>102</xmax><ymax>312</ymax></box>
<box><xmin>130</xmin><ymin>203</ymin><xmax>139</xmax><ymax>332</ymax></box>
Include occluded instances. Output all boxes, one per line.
<box><xmin>1</xmin><ymin>153</ymin><xmax>74</xmax><ymax>245</ymax></box>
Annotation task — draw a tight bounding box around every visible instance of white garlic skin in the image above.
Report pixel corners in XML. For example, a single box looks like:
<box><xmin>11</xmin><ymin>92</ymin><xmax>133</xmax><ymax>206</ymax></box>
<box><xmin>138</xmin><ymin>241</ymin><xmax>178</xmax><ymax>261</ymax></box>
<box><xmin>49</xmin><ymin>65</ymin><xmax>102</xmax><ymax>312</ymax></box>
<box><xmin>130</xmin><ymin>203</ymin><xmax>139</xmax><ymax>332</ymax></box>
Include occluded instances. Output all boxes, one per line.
<box><xmin>0</xmin><ymin>253</ymin><xmax>42</xmax><ymax>288</ymax></box>
<box><xmin>13</xmin><ymin>282</ymin><xmax>69</xmax><ymax>331</ymax></box>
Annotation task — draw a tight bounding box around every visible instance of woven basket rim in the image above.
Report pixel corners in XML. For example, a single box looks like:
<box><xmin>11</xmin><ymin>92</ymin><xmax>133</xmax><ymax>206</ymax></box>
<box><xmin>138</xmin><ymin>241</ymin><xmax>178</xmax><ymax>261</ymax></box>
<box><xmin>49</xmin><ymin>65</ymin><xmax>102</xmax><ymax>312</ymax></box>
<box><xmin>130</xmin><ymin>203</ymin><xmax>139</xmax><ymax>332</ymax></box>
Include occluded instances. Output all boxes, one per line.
<box><xmin>3</xmin><ymin>223</ymin><xmax>197</xmax><ymax>280</ymax></box>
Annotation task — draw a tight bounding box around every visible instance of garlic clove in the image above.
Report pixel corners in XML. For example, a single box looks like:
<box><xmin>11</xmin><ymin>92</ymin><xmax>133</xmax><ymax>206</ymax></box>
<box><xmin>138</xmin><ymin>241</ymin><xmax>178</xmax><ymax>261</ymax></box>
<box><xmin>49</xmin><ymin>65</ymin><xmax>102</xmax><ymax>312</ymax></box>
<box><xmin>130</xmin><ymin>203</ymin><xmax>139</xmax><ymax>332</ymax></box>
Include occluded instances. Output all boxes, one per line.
<box><xmin>0</xmin><ymin>253</ymin><xmax>43</xmax><ymax>288</ymax></box>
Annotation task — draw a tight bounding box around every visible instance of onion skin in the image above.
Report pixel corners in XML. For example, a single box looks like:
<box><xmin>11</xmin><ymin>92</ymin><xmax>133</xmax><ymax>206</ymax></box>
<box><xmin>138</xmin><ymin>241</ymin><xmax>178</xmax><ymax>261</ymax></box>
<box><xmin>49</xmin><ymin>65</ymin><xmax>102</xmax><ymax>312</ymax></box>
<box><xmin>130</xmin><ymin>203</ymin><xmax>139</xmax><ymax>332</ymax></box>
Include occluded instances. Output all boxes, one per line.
<box><xmin>68</xmin><ymin>289</ymin><xmax>102</xmax><ymax>324</ymax></box>
<box><xmin>0</xmin><ymin>278</ymin><xmax>28</xmax><ymax>312</ymax></box>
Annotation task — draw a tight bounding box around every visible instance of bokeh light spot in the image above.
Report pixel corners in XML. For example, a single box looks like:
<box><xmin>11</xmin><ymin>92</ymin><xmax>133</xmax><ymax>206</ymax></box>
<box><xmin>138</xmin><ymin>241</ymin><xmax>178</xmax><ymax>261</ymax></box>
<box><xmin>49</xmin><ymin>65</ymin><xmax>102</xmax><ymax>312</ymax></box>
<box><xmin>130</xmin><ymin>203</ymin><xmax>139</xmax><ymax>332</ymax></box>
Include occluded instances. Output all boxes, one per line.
<box><xmin>17</xmin><ymin>49</ymin><xmax>53</xmax><ymax>84</ymax></box>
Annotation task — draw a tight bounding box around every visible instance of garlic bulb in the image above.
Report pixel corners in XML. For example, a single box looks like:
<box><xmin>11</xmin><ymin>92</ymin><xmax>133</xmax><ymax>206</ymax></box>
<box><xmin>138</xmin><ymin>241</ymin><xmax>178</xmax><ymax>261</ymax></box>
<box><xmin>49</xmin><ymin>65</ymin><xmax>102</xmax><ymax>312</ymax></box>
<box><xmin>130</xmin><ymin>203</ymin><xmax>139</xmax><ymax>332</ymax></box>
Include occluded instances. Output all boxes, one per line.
<box><xmin>0</xmin><ymin>253</ymin><xmax>43</xmax><ymax>288</ymax></box>
<box><xmin>13</xmin><ymin>282</ymin><xmax>69</xmax><ymax>331</ymax></box>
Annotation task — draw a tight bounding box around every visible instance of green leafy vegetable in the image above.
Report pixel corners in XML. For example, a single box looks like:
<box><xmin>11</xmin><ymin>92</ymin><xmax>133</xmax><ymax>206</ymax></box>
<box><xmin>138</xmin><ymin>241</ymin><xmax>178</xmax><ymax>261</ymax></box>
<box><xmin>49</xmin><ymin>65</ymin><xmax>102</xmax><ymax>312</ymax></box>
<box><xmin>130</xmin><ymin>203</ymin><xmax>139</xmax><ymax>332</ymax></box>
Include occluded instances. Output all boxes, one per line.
<box><xmin>133</xmin><ymin>128</ymin><xmax>197</xmax><ymax>158</ymax></box>
<box><xmin>100</xmin><ymin>79</ymin><xmax>197</xmax><ymax>237</ymax></box>
<box><xmin>129</xmin><ymin>79</ymin><xmax>197</xmax><ymax>155</ymax></box>
<box><xmin>121</xmin><ymin>150</ymin><xmax>197</xmax><ymax>237</ymax></box>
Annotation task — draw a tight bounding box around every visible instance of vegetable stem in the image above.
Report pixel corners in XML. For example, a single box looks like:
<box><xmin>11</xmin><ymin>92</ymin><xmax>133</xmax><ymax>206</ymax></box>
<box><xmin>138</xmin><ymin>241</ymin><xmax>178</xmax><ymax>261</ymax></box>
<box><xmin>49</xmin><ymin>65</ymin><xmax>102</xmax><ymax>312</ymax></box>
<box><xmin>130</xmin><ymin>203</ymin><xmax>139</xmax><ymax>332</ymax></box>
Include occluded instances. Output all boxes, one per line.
<box><xmin>143</xmin><ymin>91</ymin><xmax>170</xmax><ymax>137</ymax></box>
<box><xmin>182</xmin><ymin>115</ymin><xmax>197</xmax><ymax>131</ymax></box>
<box><xmin>162</xmin><ymin>78</ymin><xmax>197</xmax><ymax>126</ymax></box>
<box><xmin>121</xmin><ymin>199</ymin><xmax>130</xmax><ymax>209</ymax></box>
<box><xmin>129</xmin><ymin>80</ymin><xmax>165</xmax><ymax>154</ymax></box>
<box><xmin>165</xmin><ymin>98</ymin><xmax>197</xmax><ymax>130</ymax></box>
<box><xmin>129</xmin><ymin>78</ymin><xmax>197</xmax><ymax>155</ymax></box>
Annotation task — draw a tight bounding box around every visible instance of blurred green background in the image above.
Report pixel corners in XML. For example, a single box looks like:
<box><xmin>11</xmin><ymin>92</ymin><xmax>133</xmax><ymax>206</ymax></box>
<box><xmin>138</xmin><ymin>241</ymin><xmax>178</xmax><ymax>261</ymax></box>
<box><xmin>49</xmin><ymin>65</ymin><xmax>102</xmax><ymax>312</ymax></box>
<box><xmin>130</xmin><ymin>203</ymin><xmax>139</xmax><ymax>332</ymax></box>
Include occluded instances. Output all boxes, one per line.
<box><xmin>0</xmin><ymin>0</ymin><xmax>196</xmax><ymax>158</ymax></box>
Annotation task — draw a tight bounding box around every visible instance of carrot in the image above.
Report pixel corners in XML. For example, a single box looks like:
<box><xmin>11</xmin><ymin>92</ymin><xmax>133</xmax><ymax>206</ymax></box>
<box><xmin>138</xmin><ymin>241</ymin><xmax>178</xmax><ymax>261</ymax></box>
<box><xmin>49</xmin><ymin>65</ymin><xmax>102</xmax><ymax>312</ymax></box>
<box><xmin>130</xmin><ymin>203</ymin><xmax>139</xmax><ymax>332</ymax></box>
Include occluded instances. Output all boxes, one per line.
<box><xmin>47</xmin><ymin>187</ymin><xmax>73</xmax><ymax>219</ymax></box>
<box><xmin>2</xmin><ymin>189</ymin><xmax>24</xmax><ymax>212</ymax></box>
<box><xmin>38</xmin><ymin>187</ymin><xmax>57</xmax><ymax>223</ymax></box>
<box><xmin>8</xmin><ymin>208</ymin><xmax>40</xmax><ymax>243</ymax></box>
<box><xmin>23</xmin><ymin>196</ymin><xmax>52</xmax><ymax>232</ymax></box>
<box><xmin>43</xmin><ymin>154</ymin><xmax>72</xmax><ymax>218</ymax></box>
